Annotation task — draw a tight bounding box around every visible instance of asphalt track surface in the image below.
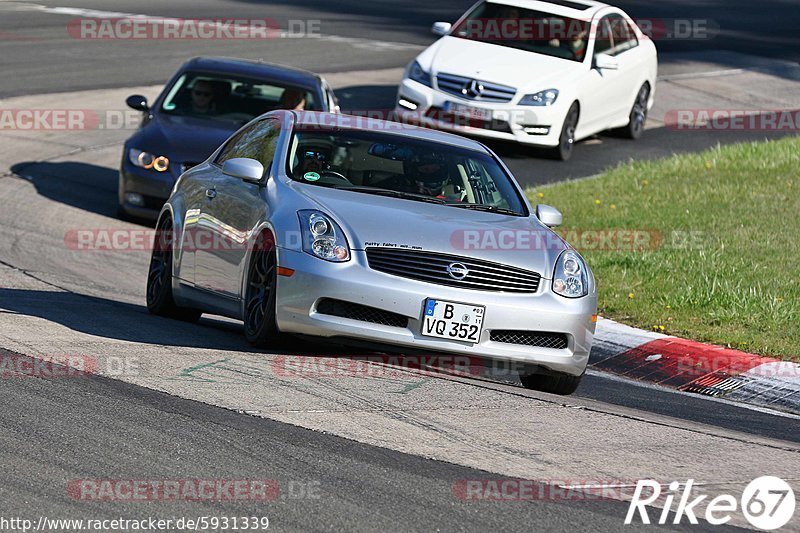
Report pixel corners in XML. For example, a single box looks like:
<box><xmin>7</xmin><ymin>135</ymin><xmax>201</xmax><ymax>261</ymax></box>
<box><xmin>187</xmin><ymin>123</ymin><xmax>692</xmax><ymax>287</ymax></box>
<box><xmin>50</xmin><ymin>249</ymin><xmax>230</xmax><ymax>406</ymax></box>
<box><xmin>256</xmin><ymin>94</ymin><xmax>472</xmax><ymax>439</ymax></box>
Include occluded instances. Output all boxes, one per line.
<box><xmin>0</xmin><ymin>1</ymin><xmax>799</xmax><ymax>530</ymax></box>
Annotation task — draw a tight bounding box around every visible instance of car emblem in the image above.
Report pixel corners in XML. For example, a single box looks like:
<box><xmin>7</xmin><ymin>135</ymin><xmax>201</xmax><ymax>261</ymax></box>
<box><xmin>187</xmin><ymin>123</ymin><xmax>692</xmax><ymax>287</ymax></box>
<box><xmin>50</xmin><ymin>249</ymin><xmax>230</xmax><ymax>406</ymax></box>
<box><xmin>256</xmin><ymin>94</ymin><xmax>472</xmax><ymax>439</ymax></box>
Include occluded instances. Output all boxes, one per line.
<box><xmin>447</xmin><ymin>262</ymin><xmax>469</xmax><ymax>280</ymax></box>
<box><xmin>461</xmin><ymin>79</ymin><xmax>484</xmax><ymax>98</ymax></box>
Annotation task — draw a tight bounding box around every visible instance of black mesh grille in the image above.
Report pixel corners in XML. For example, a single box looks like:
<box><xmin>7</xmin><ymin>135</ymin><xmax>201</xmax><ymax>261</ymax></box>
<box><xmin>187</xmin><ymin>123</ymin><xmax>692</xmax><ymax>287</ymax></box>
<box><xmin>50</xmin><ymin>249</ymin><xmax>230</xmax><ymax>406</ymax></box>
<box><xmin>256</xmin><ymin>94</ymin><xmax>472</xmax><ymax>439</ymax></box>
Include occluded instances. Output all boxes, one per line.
<box><xmin>490</xmin><ymin>330</ymin><xmax>569</xmax><ymax>349</ymax></box>
<box><xmin>316</xmin><ymin>299</ymin><xmax>408</xmax><ymax>328</ymax></box>
<box><xmin>365</xmin><ymin>248</ymin><xmax>541</xmax><ymax>293</ymax></box>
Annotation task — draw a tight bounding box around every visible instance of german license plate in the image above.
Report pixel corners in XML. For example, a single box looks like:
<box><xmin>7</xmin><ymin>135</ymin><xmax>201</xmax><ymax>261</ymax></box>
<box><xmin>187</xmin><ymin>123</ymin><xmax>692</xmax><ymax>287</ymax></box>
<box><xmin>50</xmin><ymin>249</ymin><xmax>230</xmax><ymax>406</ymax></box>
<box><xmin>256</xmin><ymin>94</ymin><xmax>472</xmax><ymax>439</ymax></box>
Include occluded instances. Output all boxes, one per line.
<box><xmin>421</xmin><ymin>299</ymin><xmax>485</xmax><ymax>343</ymax></box>
<box><xmin>444</xmin><ymin>101</ymin><xmax>492</xmax><ymax>121</ymax></box>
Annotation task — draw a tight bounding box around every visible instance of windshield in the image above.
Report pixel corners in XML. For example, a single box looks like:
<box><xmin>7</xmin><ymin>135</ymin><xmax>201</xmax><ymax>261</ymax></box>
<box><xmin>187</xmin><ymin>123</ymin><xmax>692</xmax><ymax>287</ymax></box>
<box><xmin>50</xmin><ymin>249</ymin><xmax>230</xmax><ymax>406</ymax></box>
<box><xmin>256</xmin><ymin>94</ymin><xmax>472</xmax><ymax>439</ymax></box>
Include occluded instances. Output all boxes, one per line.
<box><xmin>287</xmin><ymin>128</ymin><xmax>527</xmax><ymax>216</ymax></box>
<box><xmin>160</xmin><ymin>71</ymin><xmax>318</xmax><ymax>123</ymax></box>
<box><xmin>451</xmin><ymin>1</ymin><xmax>590</xmax><ymax>62</ymax></box>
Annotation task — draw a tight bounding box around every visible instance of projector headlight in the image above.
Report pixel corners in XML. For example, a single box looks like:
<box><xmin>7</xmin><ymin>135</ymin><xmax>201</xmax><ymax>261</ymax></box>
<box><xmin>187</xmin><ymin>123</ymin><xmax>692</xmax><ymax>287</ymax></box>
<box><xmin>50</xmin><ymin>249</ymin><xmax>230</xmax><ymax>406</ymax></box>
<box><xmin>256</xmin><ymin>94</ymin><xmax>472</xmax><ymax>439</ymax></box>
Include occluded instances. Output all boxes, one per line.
<box><xmin>552</xmin><ymin>250</ymin><xmax>589</xmax><ymax>298</ymax></box>
<box><xmin>129</xmin><ymin>148</ymin><xmax>169</xmax><ymax>172</ymax></box>
<box><xmin>298</xmin><ymin>210</ymin><xmax>350</xmax><ymax>262</ymax></box>
<box><xmin>519</xmin><ymin>89</ymin><xmax>559</xmax><ymax>106</ymax></box>
<box><xmin>408</xmin><ymin>60</ymin><xmax>433</xmax><ymax>87</ymax></box>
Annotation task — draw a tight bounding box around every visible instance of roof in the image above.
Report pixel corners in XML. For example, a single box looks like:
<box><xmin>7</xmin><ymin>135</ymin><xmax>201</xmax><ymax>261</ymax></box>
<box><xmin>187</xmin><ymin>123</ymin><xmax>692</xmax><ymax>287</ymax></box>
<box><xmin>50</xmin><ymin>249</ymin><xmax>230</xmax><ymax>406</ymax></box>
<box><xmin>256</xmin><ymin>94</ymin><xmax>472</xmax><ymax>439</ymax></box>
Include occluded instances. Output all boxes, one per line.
<box><xmin>180</xmin><ymin>57</ymin><xmax>323</xmax><ymax>89</ymax></box>
<box><xmin>288</xmin><ymin>111</ymin><xmax>490</xmax><ymax>152</ymax></box>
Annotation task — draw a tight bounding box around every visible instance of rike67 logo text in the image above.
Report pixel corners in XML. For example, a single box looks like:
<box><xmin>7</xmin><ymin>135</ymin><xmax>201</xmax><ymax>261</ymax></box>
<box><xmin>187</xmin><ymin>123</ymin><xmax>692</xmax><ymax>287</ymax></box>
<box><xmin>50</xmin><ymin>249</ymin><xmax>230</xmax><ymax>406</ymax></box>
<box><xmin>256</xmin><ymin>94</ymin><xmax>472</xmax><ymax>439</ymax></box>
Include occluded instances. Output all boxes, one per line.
<box><xmin>626</xmin><ymin>476</ymin><xmax>795</xmax><ymax>530</ymax></box>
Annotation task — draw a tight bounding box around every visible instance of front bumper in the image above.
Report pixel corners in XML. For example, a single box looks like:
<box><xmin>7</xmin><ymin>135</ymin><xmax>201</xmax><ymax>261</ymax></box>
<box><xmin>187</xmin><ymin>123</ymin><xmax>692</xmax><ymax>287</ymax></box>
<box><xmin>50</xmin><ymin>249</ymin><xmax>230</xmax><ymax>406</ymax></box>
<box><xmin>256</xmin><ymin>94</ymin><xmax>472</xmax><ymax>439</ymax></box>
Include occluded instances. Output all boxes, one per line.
<box><xmin>394</xmin><ymin>78</ymin><xmax>569</xmax><ymax>148</ymax></box>
<box><xmin>118</xmin><ymin>158</ymin><xmax>181</xmax><ymax>220</ymax></box>
<box><xmin>275</xmin><ymin>248</ymin><xmax>596</xmax><ymax>376</ymax></box>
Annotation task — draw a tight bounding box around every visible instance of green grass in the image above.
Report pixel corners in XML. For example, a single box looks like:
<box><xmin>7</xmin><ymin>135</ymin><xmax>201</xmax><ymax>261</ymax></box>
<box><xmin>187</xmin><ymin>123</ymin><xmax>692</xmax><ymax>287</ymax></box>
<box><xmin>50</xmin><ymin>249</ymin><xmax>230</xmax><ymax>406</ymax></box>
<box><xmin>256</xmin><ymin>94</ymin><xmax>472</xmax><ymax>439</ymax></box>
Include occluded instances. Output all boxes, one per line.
<box><xmin>527</xmin><ymin>137</ymin><xmax>800</xmax><ymax>361</ymax></box>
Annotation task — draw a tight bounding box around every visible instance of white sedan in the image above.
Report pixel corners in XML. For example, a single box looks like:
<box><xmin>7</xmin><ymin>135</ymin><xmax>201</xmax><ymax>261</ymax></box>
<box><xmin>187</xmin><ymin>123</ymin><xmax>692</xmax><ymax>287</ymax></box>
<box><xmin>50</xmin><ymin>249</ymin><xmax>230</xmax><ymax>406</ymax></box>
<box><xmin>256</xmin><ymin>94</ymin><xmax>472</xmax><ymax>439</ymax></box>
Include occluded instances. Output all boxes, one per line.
<box><xmin>394</xmin><ymin>0</ymin><xmax>657</xmax><ymax>160</ymax></box>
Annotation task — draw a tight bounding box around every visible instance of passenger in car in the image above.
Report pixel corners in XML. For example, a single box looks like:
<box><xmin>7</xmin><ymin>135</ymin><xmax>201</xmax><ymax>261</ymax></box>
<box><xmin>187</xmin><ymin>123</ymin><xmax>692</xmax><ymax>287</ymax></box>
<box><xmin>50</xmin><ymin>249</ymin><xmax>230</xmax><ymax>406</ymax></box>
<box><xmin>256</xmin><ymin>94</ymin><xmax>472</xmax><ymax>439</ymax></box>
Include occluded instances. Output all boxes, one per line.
<box><xmin>279</xmin><ymin>88</ymin><xmax>307</xmax><ymax>110</ymax></box>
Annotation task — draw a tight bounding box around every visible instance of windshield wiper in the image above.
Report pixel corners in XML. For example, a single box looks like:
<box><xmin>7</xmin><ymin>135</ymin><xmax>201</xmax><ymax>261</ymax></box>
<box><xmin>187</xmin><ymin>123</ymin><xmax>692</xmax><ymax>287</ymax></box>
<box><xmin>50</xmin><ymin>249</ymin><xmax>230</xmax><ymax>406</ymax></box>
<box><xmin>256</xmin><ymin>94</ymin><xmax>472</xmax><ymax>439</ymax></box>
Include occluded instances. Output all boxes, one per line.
<box><xmin>333</xmin><ymin>186</ymin><xmax>446</xmax><ymax>204</ymax></box>
<box><xmin>444</xmin><ymin>203</ymin><xmax>521</xmax><ymax>216</ymax></box>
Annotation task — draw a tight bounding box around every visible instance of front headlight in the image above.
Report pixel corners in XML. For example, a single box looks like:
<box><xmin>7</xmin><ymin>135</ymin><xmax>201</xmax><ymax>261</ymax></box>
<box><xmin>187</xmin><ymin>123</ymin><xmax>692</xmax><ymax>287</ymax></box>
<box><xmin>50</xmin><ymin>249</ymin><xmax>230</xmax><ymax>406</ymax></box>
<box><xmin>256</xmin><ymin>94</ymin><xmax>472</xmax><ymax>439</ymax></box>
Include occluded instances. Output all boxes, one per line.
<box><xmin>552</xmin><ymin>250</ymin><xmax>588</xmax><ymax>298</ymax></box>
<box><xmin>128</xmin><ymin>148</ymin><xmax>169</xmax><ymax>172</ymax></box>
<box><xmin>408</xmin><ymin>61</ymin><xmax>433</xmax><ymax>87</ymax></box>
<box><xmin>519</xmin><ymin>89</ymin><xmax>559</xmax><ymax>106</ymax></box>
<box><xmin>298</xmin><ymin>210</ymin><xmax>350</xmax><ymax>262</ymax></box>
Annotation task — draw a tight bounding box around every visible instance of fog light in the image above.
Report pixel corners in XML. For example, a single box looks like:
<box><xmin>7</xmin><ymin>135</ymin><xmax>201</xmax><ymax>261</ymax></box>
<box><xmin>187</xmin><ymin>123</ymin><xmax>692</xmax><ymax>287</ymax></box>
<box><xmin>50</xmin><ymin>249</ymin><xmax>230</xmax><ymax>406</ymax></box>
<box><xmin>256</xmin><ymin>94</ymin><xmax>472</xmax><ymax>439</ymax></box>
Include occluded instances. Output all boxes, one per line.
<box><xmin>523</xmin><ymin>126</ymin><xmax>551</xmax><ymax>135</ymax></box>
<box><xmin>125</xmin><ymin>192</ymin><xmax>144</xmax><ymax>206</ymax></box>
<box><xmin>398</xmin><ymin>98</ymin><xmax>418</xmax><ymax>110</ymax></box>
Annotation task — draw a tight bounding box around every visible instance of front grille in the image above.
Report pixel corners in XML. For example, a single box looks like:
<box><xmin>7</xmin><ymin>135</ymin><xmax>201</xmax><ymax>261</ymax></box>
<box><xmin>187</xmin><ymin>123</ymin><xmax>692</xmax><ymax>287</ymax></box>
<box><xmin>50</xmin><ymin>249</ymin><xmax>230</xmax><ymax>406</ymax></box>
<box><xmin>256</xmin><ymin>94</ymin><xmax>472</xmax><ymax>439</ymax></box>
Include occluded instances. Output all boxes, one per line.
<box><xmin>316</xmin><ymin>298</ymin><xmax>408</xmax><ymax>328</ymax></box>
<box><xmin>490</xmin><ymin>330</ymin><xmax>569</xmax><ymax>349</ymax></box>
<box><xmin>365</xmin><ymin>248</ymin><xmax>541</xmax><ymax>293</ymax></box>
<box><xmin>436</xmin><ymin>73</ymin><xmax>517</xmax><ymax>103</ymax></box>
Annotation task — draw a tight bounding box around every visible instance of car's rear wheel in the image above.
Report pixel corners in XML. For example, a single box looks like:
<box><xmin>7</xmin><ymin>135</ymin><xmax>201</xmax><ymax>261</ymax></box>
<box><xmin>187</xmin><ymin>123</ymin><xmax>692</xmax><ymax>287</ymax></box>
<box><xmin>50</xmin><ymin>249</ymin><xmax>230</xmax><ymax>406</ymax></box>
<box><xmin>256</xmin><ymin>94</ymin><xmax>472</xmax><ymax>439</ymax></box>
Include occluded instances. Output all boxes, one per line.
<box><xmin>146</xmin><ymin>216</ymin><xmax>202</xmax><ymax>322</ymax></box>
<box><xmin>550</xmin><ymin>103</ymin><xmax>579</xmax><ymax>161</ymax></box>
<box><xmin>244</xmin><ymin>231</ymin><xmax>281</xmax><ymax>347</ymax></box>
<box><xmin>520</xmin><ymin>368</ymin><xmax>584</xmax><ymax>395</ymax></box>
<box><xmin>620</xmin><ymin>83</ymin><xmax>649</xmax><ymax>140</ymax></box>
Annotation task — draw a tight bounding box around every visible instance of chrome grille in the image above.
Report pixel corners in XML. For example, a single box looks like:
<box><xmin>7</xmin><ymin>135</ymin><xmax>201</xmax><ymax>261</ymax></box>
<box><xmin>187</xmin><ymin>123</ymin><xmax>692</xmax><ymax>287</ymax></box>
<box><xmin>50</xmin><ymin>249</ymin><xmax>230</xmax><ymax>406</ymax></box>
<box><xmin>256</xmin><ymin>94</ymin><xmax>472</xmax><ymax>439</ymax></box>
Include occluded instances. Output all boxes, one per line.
<box><xmin>436</xmin><ymin>73</ymin><xmax>517</xmax><ymax>103</ymax></box>
<box><xmin>365</xmin><ymin>248</ymin><xmax>541</xmax><ymax>293</ymax></box>
<box><xmin>490</xmin><ymin>330</ymin><xmax>568</xmax><ymax>349</ymax></box>
<box><xmin>316</xmin><ymin>298</ymin><xmax>408</xmax><ymax>328</ymax></box>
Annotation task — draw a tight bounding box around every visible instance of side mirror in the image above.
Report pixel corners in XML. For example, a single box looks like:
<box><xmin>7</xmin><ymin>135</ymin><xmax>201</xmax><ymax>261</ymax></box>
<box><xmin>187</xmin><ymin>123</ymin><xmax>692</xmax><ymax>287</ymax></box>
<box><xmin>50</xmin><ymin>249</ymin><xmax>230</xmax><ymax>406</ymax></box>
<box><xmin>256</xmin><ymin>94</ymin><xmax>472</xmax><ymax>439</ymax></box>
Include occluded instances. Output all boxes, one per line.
<box><xmin>222</xmin><ymin>158</ymin><xmax>264</xmax><ymax>184</ymax></box>
<box><xmin>536</xmin><ymin>204</ymin><xmax>562</xmax><ymax>228</ymax></box>
<box><xmin>126</xmin><ymin>94</ymin><xmax>149</xmax><ymax>111</ymax></box>
<box><xmin>593</xmin><ymin>53</ymin><xmax>619</xmax><ymax>70</ymax></box>
<box><xmin>431</xmin><ymin>22</ymin><xmax>452</xmax><ymax>36</ymax></box>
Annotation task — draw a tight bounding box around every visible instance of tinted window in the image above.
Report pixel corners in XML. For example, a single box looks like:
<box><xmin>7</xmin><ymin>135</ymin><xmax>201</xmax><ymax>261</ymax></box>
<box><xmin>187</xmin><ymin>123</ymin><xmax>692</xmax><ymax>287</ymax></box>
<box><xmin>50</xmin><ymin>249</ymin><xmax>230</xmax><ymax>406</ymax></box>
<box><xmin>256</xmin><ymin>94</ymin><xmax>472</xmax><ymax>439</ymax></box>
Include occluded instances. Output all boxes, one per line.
<box><xmin>451</xmin><ymin>1</ymin><xmax>590</xmax><ymax>62</ymax></box>
<box><xmin>286</xmin><ymin>127</ymin><xmax>527</xmax><ymax>216</ymax></box>
<box><xmin>216</xmin><ymin>119</ymin><xmax>282</xmax><ymax>174</ymax></box>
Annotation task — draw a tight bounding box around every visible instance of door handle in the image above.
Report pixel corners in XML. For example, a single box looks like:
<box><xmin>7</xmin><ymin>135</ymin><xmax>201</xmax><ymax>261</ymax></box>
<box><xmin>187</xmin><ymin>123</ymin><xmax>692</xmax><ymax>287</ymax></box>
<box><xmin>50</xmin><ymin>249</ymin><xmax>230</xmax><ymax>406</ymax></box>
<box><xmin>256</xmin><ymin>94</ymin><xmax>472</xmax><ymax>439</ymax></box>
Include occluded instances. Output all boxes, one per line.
<box><xmin>205</xmin><ymin>188</ymin><xmax>217</xmax><ymax>199</ymax></box>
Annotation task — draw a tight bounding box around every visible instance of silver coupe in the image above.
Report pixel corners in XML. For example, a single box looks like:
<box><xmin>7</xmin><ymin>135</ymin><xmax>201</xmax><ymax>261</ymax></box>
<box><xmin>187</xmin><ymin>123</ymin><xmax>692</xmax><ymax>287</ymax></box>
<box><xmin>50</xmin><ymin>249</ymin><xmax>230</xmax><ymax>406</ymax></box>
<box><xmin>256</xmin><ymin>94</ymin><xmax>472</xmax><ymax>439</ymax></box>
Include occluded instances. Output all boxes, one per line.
<box><xmin>146</xmin><ymin>110</ymin><xmax>597</xmax><ymax>394</ymax></box>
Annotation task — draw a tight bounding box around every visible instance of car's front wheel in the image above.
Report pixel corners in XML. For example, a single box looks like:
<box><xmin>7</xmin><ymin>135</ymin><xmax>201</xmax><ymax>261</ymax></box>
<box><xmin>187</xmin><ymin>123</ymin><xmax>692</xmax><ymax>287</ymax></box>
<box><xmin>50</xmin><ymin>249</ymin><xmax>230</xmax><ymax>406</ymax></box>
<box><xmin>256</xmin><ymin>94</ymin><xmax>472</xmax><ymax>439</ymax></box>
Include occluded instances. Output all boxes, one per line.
<box><xmin>244</xmin><ymin>231</ymin><xmax>281</xmax><ymax>347</ymax></box>
<box><xmin>619</xmin><ymin>83</ymin><xmax>649</xmax><ymax>140</ymax></box>
<box><xmin>146</xmin><ymin>215</ymin><xmax>202</xmax><ymax>322</ymax></box>
<box><xmin>550</xmin><ymin>103</ymin><xmax>579</xmax><ymax>161</ymax></box>
<box><xmin>520</xmin><ymin>367</ymin><xmax>584</xmax><ymax>395</ymax></box>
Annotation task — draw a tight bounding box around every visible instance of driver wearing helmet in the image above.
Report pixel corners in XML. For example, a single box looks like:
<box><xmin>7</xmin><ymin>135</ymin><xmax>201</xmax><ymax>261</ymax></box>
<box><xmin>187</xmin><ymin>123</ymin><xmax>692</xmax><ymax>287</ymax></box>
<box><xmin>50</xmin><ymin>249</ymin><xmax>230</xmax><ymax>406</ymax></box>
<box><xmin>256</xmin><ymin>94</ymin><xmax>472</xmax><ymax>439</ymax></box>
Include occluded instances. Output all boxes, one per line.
<box><xmin>405</xmin><ymin>154</ymin><xmax>460</xmax><ymax>200</ymax></box>
<box><xmin>300</xmin><ymin>149</ymin><xmax>329</xmax><ymax>174</ymax></box>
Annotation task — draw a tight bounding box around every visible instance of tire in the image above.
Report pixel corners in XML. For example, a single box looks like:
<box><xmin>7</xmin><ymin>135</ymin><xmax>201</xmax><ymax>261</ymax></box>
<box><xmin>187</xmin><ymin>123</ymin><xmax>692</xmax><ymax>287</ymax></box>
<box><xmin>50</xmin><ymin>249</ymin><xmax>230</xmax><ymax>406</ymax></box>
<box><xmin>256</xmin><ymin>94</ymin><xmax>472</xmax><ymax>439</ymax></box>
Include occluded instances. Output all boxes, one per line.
<box><xmin>620</xmin><ymin>83</ymin><xmax>649</xmax><ymax>140</ymax></box>
<box><xmin>550</xmin><ymin>103</ymin><xmax>579</xmax><ymax>161</ymax></box>
<box><xmin>243</xmin><ymin>231</ymin><xmax>281</xmax><ymax>347</ymax></box>
<box><xmin>520</xmin><ymin>368</ymin><xmax>584</xmax><ymax>395</ymax></box>
<box><xmin>146</xmin><ymin>216</ymin><xmax>202</xmax><ymax>322</ymax></box>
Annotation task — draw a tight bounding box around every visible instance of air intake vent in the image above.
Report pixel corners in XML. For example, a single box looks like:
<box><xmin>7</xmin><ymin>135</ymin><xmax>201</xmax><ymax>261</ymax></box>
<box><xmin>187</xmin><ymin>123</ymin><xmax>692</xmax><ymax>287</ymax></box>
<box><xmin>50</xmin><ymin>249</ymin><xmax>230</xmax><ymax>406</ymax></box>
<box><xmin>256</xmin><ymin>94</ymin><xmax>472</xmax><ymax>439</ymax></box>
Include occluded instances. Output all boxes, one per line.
<box><xmin>490</xmin><ymin>330</ymin><xmax>568</xmax><ymax>349</ymax></box>
<box><xmin>316</xmin><ymin>299</ymin><xmax>408</xmax><ymax>328</ymax></box>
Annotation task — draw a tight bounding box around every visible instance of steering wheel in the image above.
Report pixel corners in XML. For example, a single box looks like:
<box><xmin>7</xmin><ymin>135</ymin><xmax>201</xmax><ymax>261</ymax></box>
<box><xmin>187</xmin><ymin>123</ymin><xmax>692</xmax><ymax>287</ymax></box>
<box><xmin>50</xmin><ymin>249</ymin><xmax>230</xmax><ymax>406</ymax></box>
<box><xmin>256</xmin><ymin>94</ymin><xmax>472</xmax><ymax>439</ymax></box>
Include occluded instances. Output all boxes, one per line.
<box><xmin>319</xmin><ymin>170</ymin><xmax>351</xmax><ymax>184</ymax></box>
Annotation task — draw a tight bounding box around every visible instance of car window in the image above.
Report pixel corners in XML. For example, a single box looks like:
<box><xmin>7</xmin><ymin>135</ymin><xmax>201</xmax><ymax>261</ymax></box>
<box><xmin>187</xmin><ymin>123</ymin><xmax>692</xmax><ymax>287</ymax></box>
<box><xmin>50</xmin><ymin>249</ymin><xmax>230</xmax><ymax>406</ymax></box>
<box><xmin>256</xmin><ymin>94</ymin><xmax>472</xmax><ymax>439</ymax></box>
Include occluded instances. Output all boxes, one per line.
<box><xmin>286</xmin><ymin>127</ymin><xmax>527</xmax><ymax>215</ymax></box>
<box><xmin>593</xmin><ymin>16</ymin><xmax>614</xmax><ymax>56</ymax></box>
<box><xmin>160</xmin><ymin>71</ymin><xmax>317</xmax><ymax>123</ymax></box>
<box><xmin>451</xmin><ymin>1</ymin><xmax>590</xmax><ymax>62</ymax></box>
<box><xmin>606</xmin><ymin>14</ymin><xmax>638</xmax><ymax>55</ymax></box>
<box><xmin>216</xmin><ymin>118</ymin><xmax>282</xmax><ymax>174</ymax></box>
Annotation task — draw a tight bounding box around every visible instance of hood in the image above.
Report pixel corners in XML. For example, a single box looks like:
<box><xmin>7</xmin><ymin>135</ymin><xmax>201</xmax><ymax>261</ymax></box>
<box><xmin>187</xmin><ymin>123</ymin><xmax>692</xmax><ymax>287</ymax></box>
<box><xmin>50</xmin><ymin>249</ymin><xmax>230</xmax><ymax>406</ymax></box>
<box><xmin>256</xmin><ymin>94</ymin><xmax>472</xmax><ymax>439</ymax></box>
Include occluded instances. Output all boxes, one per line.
<box><xmin>419</xmin><ymin>36</ymin><xmax>583</xmax><ymax>94</ymax></box>
<box><xmin>129</xmin><ymin>113</ymin><xmax>239</xmax><ymax>165</ymax></box>
<box><xmin>292</xmin><ymin>183</ymin><xmax>568</xmax><ymax>278</ymax></box>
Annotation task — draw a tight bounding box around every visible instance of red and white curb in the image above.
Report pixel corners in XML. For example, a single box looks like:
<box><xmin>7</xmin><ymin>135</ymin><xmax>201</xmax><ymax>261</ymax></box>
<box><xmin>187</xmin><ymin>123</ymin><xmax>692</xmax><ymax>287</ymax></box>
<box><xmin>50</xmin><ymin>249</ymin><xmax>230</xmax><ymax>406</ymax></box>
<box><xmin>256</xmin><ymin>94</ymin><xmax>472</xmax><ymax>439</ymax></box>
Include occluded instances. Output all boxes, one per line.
<box><xmin>591</xmin><ymin>318</ymin><xmax>800</xmax><ymax>415</ymax></box>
